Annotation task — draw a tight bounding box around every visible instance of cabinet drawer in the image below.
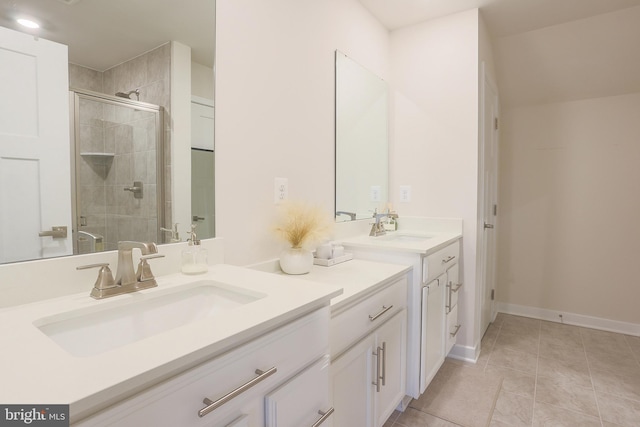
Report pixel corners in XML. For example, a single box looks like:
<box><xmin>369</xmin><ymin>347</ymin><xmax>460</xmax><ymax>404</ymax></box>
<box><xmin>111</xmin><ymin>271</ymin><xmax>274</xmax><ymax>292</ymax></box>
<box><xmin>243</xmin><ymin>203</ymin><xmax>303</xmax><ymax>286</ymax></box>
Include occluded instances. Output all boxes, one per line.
<box><xmin>265</xmin><ymin>356</ymin><xmax>333</xmax><ymax>427</ymax></box>
<box><xmin>422</xmin><ymin>240</ymin><xmax>460</xmax><ymax>284</ymax></box>
<box><xmin>330</xmin><ymin>276</ymin><xmax>407</xmax><ymax>358</ymax></box>
<box><xmin>76</xmin><ymin>308</ymin><xmax>330</xmax><ymax>427</ymax></box>
<box><xmin>445</xmin><ymin>263</ymin><xmax>461</xmax><ymax>313</ymax></box>
<box><xmin>446</xmin><ymin>304</ymin><xmax>460</xmax><ymax>355</ymax></box>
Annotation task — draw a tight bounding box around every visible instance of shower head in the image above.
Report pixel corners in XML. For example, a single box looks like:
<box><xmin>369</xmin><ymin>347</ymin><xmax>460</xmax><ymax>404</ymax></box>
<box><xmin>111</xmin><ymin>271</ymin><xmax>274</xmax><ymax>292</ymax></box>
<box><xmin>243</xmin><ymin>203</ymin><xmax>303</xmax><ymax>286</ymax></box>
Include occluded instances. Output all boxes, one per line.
<box><xmin>115</xmin><ymin>89</ymin><xmax>140</xmax><ymax>100</ymax></box>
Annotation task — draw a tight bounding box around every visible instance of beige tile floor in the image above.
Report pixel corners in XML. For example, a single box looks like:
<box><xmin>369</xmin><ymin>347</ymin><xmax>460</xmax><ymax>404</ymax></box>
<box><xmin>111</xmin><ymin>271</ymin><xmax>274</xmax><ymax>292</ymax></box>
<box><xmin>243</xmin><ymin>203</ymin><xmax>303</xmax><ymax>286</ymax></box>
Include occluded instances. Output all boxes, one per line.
<box><xmin>383</xmin><ymin>313</ymin><xmax>640</xmax><ymax>427</ymax></box>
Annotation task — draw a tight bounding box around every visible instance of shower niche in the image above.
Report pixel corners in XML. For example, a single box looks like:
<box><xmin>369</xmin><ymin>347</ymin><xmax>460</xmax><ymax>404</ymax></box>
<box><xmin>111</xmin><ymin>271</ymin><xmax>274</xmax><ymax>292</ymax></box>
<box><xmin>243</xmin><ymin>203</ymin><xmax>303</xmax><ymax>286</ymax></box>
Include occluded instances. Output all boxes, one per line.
<box><xmin>71</xmin><ymin>89</ymin><xmax>165</xmax><ymax>254</ymax></box>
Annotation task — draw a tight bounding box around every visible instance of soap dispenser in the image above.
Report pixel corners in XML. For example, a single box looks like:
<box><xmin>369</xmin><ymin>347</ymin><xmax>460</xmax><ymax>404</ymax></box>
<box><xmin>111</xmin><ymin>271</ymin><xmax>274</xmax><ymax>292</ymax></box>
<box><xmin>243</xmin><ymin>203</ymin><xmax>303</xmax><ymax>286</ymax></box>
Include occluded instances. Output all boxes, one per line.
<box><xmin>181</xmin><ymin>224</ymin><xmax>208</xmax><ymax>274</ymax></box>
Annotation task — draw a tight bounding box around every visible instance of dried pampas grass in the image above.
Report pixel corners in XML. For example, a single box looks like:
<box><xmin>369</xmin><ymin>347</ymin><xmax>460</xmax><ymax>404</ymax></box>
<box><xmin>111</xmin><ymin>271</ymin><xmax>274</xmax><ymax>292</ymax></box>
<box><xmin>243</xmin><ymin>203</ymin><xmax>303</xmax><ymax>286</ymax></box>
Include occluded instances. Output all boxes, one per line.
<box><xmin>274</xmin><ymin>201</ymin><xmax>334</xmax><ymax>249</ymax></box>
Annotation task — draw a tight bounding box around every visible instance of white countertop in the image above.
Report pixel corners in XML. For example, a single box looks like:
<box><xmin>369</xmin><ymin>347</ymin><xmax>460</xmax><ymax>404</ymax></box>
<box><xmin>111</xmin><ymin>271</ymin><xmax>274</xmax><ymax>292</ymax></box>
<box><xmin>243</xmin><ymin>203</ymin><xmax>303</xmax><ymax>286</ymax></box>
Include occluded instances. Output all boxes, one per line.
<box><xmin>337</xmin><ymin>230</ymin><xmax>461</xmax><ymax>255</ymax></box>
<box><xmin>286</xmin><ymin>260</ymin><xmax>411</xmax><ymax>313</ymax></box>
<box><xmin>0</xmin><ymin>264</ymin><xmax>341</xmax><ymax>422</ymax></box>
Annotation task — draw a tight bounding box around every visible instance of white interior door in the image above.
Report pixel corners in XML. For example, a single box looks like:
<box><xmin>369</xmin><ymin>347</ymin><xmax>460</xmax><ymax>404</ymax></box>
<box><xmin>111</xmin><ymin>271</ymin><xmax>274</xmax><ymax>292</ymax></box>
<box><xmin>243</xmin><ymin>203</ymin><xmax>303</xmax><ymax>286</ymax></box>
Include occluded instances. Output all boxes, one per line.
<box><xmin>191</xmin><ymin>98</ymin><xmax>215</xmax><ymax>150</ymax></box>
<box><xmin>480</xmin><ymin>65</ymin><xmax>499</xmax><ymax>336</ymax></box>
<box><xmin>191</xmin><ymin>97</ymin><xmax>215</xmax><ymax>238</ymax></box>
<box><xmin>0</xmin><ymin>26</ymin><xmax>72</xmax><ymax>263</ymax></box>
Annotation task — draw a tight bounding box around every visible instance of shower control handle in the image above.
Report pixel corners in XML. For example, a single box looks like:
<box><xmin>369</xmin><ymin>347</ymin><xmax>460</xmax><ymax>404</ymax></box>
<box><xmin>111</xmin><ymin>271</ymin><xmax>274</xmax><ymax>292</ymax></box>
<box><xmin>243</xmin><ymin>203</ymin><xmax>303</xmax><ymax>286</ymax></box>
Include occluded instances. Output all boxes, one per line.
<box><xmin>124</xmin><ymin>181</ymin><xmax>144</xmax><ymax>199</ymax></box>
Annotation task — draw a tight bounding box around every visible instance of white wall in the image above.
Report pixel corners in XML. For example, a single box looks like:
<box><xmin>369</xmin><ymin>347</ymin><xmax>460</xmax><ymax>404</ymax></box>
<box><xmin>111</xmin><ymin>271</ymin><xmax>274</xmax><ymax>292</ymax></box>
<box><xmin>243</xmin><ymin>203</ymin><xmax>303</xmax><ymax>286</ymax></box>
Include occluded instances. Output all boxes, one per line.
<box><xmin>215</xmin><ymin>0</ymin><xmax>389</xmax><ymax>265</ymax></box>
<box><xmin>495</xmin><ymin>8</ymin><xmax>640</xmax><ymax>330</ymax></box>
<box><xmin>498</xmin><ymin>92</ymin><xmax>640</xmax><ymax>325</ymax></box>
<box><xmin>389</xmin><ymin>9</ymin><xmax>482</xmax><ymax>352</ymax></box>
<box><xmin>191</xmin><ymin>61</ymin><xmax>214</xmax><ymax>100</ymax></box>
<box><xmin>494</xmin><ymin>6</ymin><xmax>640</xmax><ymax>108</ymax></box>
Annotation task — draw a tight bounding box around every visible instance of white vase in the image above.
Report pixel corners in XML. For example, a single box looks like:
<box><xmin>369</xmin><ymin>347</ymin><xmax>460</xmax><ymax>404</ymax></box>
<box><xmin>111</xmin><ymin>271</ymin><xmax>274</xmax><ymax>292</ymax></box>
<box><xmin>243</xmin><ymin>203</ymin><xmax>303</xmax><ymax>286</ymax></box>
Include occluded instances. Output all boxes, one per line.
<box><xmin>279</xmin><ymin>247</ymin><xmax>313</xmax><ymax>275</ymax></box>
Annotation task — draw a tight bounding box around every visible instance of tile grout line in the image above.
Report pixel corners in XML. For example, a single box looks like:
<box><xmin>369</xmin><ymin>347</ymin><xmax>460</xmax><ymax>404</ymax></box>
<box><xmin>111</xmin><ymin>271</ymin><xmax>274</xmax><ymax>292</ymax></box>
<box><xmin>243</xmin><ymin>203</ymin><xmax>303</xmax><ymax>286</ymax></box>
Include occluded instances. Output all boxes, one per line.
<box><xmin>529</xmin><ymin>320</ymin><xmax>542</xmax><ymax>426</ymax></box>
<box><xmin>580</xmin><ymin>328</ymin><xmax>605</xmax><ymax>427</ymax></box>
<box><xmin>623</xmin><ymin>334</ymin><xmax>640</xmax><ymax>370</ymax></box>
<box><xmin>482</xmin><ymin>316</ymin><xmax>502</xmax><ymax>426</ymax></box>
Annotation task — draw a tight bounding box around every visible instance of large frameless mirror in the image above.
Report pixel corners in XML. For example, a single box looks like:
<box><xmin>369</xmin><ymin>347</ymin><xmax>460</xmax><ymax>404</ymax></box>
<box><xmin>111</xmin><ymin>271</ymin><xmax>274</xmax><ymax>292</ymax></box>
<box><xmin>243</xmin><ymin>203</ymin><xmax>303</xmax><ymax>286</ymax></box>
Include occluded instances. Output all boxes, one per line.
<box><xmin>335</xmin><ymin>50</ymin><xmax>389</xmax><ymax>222</ymax></box>
<box><xmin>0</xmin><ymin>0</ymin><xmax>215</xmax><ymax>264</ymax></box>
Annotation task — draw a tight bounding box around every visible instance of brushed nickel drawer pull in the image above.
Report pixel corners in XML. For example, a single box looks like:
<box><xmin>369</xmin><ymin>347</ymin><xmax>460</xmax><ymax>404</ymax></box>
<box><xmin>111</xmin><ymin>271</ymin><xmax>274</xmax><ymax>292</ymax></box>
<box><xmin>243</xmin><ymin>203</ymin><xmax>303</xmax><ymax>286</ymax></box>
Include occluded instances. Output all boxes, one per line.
<box><xmin>380</xmin><ymin>341</ymin><xmax>387</xmax><ymax>386</ymax></box>
<box><xmin>311</xmin><ymin>408</ymin><xmax>335</xmax><ymax>427</ymax></box>
<box><xmin>372</xmin><ymin>347</ymin><xmax>382</xmax><ymax>392</ymax></box>
<box><xmin>442</xmin><ymin>255</ymin><xmax>456</xmax><ymax>264</ymax></box>
<box><xmin>198</xmin><ymin>367</ymin><xmax>277</xmax><ymax>417</ymax></box>
<box><xmin>450</xmin><ymin>324</ymin><xmax>461</xmax><ymax>337</ymax></box>
<box><xmin>369</xmin><ymin>305</ymin><xmax>393</xmax><ymax>322</ymax></box>
<box><xmin>451</xmin><ymin>283</ymin><xmax>463</xmax><ymax>292</ymax></box>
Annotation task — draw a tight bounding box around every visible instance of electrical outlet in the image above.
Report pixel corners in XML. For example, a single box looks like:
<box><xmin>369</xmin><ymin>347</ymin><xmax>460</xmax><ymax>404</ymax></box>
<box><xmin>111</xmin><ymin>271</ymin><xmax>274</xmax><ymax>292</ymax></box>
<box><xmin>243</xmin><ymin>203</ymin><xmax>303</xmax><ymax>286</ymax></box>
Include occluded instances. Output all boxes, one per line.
<box><xmin>370</xmin><ymin>186</ymin><xmax>381</xmax><ymax>202</ymax></box>
<box><xmin>274</xmin><ymin>177</ymin><xmax>288</xmax><ymax>204</ymax></box>
<box><xmin>399</xmin><ymin>185</ymin><xmax>411</xmax><ymax>203</ymax></box>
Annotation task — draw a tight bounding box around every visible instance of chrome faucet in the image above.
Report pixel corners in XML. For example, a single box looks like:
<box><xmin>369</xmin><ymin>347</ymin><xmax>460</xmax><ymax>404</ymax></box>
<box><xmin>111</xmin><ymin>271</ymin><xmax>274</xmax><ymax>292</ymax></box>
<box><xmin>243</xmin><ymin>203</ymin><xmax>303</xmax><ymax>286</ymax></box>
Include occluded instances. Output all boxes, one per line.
<box><xmin>115</xmin><ymin>241</ymin><xmax>159</xmax><ymax>286</ymax></box>
<box><xmin>369</xmin><ymin>211</ymin><xmax>387</xmax><ymax>237</ymax></box>
<box><xmin>77</xmin><ymin>241</ymin><xmax>164</xmax><ymax>299</ymax></box>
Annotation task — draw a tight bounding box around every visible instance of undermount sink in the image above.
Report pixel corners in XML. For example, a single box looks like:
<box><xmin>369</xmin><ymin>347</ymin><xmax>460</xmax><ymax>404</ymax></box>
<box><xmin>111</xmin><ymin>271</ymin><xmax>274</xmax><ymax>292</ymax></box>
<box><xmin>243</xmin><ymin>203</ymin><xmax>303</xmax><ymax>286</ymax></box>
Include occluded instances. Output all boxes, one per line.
<box><xmin>34</xmin><ymin>281</ymin><xmax>265</xmax><ymax>357</ymax></box>
<box><xmin>378</xmin><ymin>233</ymin><xmax>434</xmax><ymax>243</ymax></box>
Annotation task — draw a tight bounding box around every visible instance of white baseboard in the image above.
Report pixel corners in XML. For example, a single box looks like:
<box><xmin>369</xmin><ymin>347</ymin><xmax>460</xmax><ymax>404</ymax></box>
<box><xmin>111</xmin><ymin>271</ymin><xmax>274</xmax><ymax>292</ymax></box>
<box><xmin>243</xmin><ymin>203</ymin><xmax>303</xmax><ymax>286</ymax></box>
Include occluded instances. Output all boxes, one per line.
<box><xmin>497</xmin><ymin>302</ymin><xmax>640</xmax><ymax>337</ymax></box>
<box><xmin>447</xmin><ymin>343</ymin><xmax>479</xmax><ymax>363</ymax></box>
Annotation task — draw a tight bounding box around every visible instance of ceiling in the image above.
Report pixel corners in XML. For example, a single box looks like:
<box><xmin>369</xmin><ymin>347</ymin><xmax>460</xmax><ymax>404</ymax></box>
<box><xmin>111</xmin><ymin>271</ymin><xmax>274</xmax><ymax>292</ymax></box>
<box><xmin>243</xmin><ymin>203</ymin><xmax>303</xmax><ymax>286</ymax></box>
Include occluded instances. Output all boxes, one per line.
<box><xmin>0</xmin><ymin>0</ymin><xmax>215</xmax><ymax>71</ymax></box>
<box><xmin>2</xmin><ymin>0</ymin><xmax>640</xmax><ymax>106</ymax></box>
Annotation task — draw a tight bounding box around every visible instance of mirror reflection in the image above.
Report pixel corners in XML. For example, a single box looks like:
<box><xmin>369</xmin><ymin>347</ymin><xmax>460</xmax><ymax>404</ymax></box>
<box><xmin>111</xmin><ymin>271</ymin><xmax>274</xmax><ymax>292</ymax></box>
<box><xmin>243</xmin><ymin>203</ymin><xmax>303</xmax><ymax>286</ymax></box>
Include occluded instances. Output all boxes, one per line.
<box><xmin>72</xmin><ymin>90</ymin><xmax>164</xmax><ymax>256</ymax></box>
<box><xmin>335</xmin><ymin>50</ymin><xmax>389</xmax><ymax>222</ymax></box>
<box><xmin>0</xmin><ymin>0</ymin><xmax>215</xmax><ymax>264</ymax></box>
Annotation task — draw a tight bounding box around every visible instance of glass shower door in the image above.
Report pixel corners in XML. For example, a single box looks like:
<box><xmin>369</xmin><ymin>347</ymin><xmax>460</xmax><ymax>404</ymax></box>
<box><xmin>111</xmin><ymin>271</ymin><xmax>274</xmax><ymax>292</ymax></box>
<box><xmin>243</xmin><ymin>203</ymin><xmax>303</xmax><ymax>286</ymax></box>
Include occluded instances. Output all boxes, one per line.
<box><xmin>71</xmin><ymin>90</ymin><xmax>164</xmax><ymax>254</ymax></box>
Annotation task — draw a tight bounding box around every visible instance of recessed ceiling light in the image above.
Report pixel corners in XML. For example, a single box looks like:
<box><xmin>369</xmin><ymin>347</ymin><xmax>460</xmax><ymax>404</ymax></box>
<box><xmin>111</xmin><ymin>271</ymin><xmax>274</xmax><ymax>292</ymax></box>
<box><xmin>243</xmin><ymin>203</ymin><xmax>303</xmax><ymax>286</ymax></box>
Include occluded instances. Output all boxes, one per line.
<box><xmin>17</xmin><ymin>18</ymin><xmax>40</xmax><ymax>29</ymax></box>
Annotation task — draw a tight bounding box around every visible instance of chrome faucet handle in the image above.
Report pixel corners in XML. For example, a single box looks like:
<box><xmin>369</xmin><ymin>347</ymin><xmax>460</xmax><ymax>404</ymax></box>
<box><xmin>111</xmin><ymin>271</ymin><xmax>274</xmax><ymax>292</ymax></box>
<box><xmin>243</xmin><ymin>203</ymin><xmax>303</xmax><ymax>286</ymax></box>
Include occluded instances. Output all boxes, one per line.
<box><xmin>77</xmin><ymin>263</ymin><xmax>117</xmax><ymax>299</ymax></box>
<box><xmin>161</xmin><ymin>223</ymin><xmax>180</xmax><ymax>243</ymax></box>
<box><xmin>136</xmin><ymin>254</ymin><xmax>165</xmax><ymax>282</ymax></box>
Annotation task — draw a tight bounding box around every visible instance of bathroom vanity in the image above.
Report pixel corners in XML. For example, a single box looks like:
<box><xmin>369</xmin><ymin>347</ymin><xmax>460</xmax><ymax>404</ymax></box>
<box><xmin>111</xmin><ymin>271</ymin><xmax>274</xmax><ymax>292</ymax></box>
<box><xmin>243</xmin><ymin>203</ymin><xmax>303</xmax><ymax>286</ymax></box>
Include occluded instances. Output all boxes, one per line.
<box><xmin>338</xmin><ymin>217</ymin><xmax>462</xmax><ymax>400</ymax></box>
<box><xmin>0</xmin><ymin>219</ymin><xmax>461</xmax><ymax>427</ymax></box>
<box><xmin>254</xmin><ymin>258</ymin><xmax>411</xmax><ymax>427</ymax></box>
<box><xmin>0</xmin><ymin>243</ymin><xmax>342</xmax><ymax>426</ymax></box>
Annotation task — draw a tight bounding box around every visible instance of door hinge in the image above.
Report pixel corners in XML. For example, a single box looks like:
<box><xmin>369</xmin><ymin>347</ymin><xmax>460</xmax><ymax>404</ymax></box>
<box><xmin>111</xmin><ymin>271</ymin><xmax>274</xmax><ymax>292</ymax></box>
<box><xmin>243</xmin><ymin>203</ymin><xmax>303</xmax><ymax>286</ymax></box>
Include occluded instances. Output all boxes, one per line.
<box><xmin>491</xmin><ymin>289</ymin><xmax>495</xmax><ymax>300</ymax></box>
<box><xmin>493</xmin><ymin>204</ymin><xmax>497</xmax><ymax>216</ymax></box>
<box><xmin>494</xmin><ymin>117</ymin><xmax>499</xmax><ymax>130</ymax></box>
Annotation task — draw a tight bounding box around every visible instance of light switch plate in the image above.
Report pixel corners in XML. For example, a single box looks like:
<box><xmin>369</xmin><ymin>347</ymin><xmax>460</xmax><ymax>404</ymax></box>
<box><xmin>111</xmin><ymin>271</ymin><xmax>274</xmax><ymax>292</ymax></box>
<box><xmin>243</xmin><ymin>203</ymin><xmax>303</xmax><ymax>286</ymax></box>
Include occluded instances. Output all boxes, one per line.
<box><xmin>399</xmin><ymin>185</ymin><xmax>411</xmax><ymax>203</ymax></box>
<box><xmin>370</xmin><ymin>185</ymin><xmax>381</xmax><ymax>202</ymax></box>
<box><xmin>275</xmin><ymin>177</ymin><xmax>288</xmax><ymax>203</ymax></box>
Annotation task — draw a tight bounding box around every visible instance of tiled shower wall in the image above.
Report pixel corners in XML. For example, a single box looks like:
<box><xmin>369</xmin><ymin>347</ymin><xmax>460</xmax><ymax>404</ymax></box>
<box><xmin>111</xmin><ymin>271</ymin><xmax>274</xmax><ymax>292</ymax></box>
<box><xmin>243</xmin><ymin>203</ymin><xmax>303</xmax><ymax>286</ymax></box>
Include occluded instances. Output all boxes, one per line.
<box><xmin>69</xmin><ymin>43</ymin><xmax>172</xmax><ymax>252</ymax></box>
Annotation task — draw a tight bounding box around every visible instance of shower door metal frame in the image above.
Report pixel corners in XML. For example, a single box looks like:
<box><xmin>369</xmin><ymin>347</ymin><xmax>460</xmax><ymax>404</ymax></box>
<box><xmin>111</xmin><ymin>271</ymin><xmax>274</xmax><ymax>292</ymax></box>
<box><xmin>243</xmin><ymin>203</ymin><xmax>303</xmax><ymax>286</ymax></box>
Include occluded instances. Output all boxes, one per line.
<box><xmin>69</xmin><ymin>88</ymin><xmax>165</xmax><ymax>254</ymax></box>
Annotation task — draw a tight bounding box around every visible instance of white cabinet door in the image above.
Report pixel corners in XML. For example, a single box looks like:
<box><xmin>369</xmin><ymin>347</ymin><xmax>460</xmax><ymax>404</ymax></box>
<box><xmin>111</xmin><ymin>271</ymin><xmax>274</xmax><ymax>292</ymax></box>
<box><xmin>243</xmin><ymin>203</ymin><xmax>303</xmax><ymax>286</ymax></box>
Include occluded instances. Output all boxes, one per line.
<box><xmin>373</xmin><ymin>309</ymin><xmax>407</xmax><ymax>427</ymax></box>
<box><xmin>331</xmin><ymin>309</ymin><xmax>407</xmax><ymax>427</ymax></box>
<box><xmin>330</xmin><ymin>335</ymin><xmax>374</xmax><ymax>427</ymax></box>
<box><xmin>265</xmin><ymin>356</ymin><xmax>333</xmax><ymax>427</ymax></box>
<box><xmin>420</xmin><ymin>273</ymin><xmax>446</xmax><ymax>393</ymax></box>
<box><xmin>0</xmin><ymin>26</ymin><xmax>72</xmax><ymax>263</ymax></box>
<box><xmin>446</xmin><ymin>304</ymin><xmax>460</xmax><ymax>355</ymax></box>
